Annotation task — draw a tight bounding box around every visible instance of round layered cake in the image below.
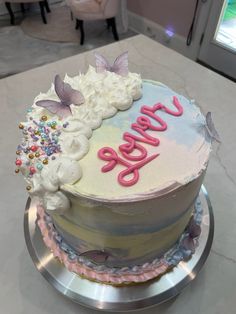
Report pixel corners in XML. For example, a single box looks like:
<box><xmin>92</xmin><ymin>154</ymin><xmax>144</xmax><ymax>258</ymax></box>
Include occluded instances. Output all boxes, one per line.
<box><xmin>16</xmin><ymin>54</ymin><xmax>212</xmax><ymax>285</ymax></box>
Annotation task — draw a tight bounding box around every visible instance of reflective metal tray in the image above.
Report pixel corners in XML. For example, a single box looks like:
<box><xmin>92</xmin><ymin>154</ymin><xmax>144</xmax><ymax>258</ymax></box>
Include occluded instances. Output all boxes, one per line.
<box><xmin>24</xmin><ymin>185</ymin><xmax>214</xmax><ymax>312</ymax></box>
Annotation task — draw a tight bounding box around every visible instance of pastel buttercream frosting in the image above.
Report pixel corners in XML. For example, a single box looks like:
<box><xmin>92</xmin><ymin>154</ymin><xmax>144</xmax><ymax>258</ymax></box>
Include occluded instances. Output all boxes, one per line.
<box><xmin>15</xmin><ymin>55</ymin><xmax>214</xmax><ymax>284</ymax></box>
<box><xmin>63</xmin><ymin>81</ymin><xmax>211</xmax><ymax>201</ymax></box>
<box><xmin>16</xmin><ymin>65</ymin><xmax>142</xmax><ymax>213</ymax></box>
<box><xmin>36</xmin><ymin>197</ymin><xmax>203</xmax><ymax>285</ymax></box>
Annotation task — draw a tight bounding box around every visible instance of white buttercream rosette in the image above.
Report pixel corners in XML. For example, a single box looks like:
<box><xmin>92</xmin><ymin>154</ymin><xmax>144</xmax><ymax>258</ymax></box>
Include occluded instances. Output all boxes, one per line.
<box><xmin>28</xmin><ymin>157</ymin><xmax>82</xmax><ymax>213</ymax></box>
<box><xmin>25</xmin><ymin>66</ymin><xmax>142</xmax><ymax>214</ymax></box>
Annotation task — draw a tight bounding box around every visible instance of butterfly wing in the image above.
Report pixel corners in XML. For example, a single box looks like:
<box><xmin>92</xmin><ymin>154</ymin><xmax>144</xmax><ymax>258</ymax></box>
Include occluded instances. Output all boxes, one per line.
<box><xmin>54</xmin><ymin>75</ymin><xmax>84</xmax><ymax>106</ymax></box>
<box><xmin>205</xmin><ymin>112</ymin><xmax>221</xmax><ymax>143</ymax></box>
<box><xmin>94</xmin><ymin>52</ymin><xmax>111</xmax><ymax>73</ymax></box>
<box><xmin>80</xmin><ymin>250</ymin><xmax>110</xmax><ymax>264</ymax></box>
<box><xmin>188</xmin><ymin>217</ymin><xmax>201</xmax><ymax>238</ymax></box>
<box><xmin>111</xmin><ymin>51</ymin><xmax>129</xmax><ymax>76</ymax></box>
<box><xmin>182</xmin><ymin>237</ymin><xmax>195</xmax><ymax>253</ymax></box>
<box><xmin>36</xmin><ymin>100</ymin><xmax>71</xmax><ymax>119</ymax></box>
<box><xmin>67</xmin><ymin>88</ymin><xmax>85</xmax><ymax>106</ymax></box>
<box><xmin>36</xmin><ymin>99</ymin><xmax>61</xmax><ymax>114</ymax></box>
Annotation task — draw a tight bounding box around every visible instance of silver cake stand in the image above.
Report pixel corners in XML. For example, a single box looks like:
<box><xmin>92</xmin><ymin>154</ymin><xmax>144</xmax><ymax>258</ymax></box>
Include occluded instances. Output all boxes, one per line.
<box><xmin>24</xmin><ymin>185</ymin><xmax>214</xmax><ymax>312</ymax></box>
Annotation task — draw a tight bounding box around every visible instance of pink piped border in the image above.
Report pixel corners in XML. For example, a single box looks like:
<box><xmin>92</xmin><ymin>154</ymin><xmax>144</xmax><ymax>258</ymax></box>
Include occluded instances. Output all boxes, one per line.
<box><xmin>37</xmin><ymin>205</ymin><xmax>175</xmax><ymax>285</ymax></box>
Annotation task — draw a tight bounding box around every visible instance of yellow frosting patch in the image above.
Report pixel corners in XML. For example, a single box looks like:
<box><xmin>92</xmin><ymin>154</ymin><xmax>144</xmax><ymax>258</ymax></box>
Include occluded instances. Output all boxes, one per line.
<box><xmin>52</xmin><ymin>207</ymin><xmax>192</xmax><ymax>259</ymax></box>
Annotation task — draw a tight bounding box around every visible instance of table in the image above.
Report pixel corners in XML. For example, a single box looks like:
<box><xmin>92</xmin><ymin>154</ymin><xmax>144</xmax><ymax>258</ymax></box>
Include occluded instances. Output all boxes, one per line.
<box><xmin>0</xmin><ymin>34</ymin><xmax>236</xmax><ymax>314</ymax></box>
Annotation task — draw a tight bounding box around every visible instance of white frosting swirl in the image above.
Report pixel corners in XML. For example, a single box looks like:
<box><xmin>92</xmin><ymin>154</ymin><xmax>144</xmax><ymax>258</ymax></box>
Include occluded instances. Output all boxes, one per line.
<box><xmin>20</xmin><ymin>65</ymin><xmax>142</xmax><ymax>214</ymax></box>
<box><xmin>60</xmin><ymin>135</ymin><xmax>89</xmax><ymax>161</ymax></box>
<box><xmin>61</xmin><ymin>119</ymin><xmax>92</xmax><ymax>138</ymax></box>
<box><xmin>28</xmin><ymin>156</ymin><xmax>82</xmax><ymax>213</ymax></box>
<box><xmin>43</xmin><ymin>191</ymin><xmax>70</xmax><ymax>214</ymax></box>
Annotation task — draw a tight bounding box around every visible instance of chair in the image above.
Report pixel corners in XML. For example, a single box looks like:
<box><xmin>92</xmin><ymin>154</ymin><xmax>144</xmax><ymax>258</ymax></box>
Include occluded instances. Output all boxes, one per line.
<box><xmin>4</xmin><ymin>0</ymin><xmax>50</xmax><ymax>25</ymax></box>
<box><xmin>66</xmin><ymin>0</ymin><xmax>120</xmax><ymax>45</ymax></box>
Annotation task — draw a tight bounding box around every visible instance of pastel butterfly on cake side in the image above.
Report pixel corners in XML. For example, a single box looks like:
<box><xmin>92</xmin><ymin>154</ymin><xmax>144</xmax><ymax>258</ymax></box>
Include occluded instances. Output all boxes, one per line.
<box><xmin>205</xmin><ymin>112</ymin><xmax>221</xmax><ymax>143</ymax></box>
<box><xmin>36</xmin><ymin>75</ymin><xmax>84</xmax><ymax>119</ymax></box>
<box><xmin>79</xmin><ymin>250</ymin><xmax>111</xmax><ymax>264</ymax></box>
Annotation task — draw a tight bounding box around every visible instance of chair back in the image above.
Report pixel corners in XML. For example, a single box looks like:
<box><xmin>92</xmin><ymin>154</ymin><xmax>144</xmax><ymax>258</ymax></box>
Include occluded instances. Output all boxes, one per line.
<box><xmin>102</xmin><ymin>0</ymin><xmax>119</xmax><ymax>18</ymax></box>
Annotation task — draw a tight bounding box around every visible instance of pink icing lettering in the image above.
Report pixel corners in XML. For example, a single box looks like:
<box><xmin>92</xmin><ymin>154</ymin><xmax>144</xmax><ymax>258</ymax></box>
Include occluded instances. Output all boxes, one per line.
<box><xmin>122</xmin><ymin>129</ymin><xmax>159</xmax><ymax>148</ymax></box>
<box><xmin>165</xmin><ymin>96</ymin><xmax>183</xmax><ymax>116</ymax></box>
<box><xmin>136</xmin><ymin>115</ymin><xmax>163</xmax><ymax>131</ymax></box>
<box><xmin>98</xmin><ymin>147</ymin><xmax>159</xmax><ymax>187</ymax></box>
<box><xmin>98</xmin><ymin>96</ymin><xmax>183</xmax><ymax>187</ymax></box>
<box><xmin>118</xmin><ymin>137</ymin><xmax>147</xmax><ymax>161</ymax></box>
<box><xmin>141</xmin><ymin>104</ymin><xmax>167</xmax><ymax>131</ymax></box>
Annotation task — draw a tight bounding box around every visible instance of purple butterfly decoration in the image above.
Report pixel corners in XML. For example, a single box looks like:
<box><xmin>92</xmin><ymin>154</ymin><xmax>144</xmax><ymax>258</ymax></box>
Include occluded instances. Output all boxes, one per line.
<box><xmin>36</xmin><ymin>75</ymin><xmax>84</xmax><ymax>119</ymax></box>
<box><xmin>79</xmin><ymin>250</ymin><xmax>110</xmax><ymax>264</ymax></box>
<box><xmin>205</xmin><ymin>112</ymin><xmax>221</xmax><ymax>143</ymax></box>
<box><xmin>182</xmin><ymin>237</ymin><xmax>195</xmax><ymax>253</ymax></box>
<box><xmin>181</xmin><ymin>217</ymin><xmax>201</xmax><ymax>253</ymax></box>
<box><xmin>94</xmin><ymin>51</ymin><xmax>129</xmax><ymax>76</ymax></box>
<box><xmin>188</xmin><ymin>216</ymin><xmax>201</xmax><ymax>238</ymax></box>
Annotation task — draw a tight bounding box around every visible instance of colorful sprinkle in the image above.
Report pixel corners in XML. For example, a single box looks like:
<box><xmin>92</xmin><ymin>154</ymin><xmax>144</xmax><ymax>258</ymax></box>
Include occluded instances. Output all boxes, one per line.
<box><xmin>15</xmin><ymin>169</ymin><xmax>20</xmax><ymax>173</ymax></box>
<box><xmin>29</xmin><ymin>166</ymin><xmax>36</xmax><ymax>174</ymax></box>
<box><xmin>41</xmin><ymin>133</ymin><xmax>47</xmax><ymax>139</ymax></box>
<box><xmin>30</xmin><ymin>145</ymin><xmax>38</xmax><ymax>152</ymax></box>
<box><xmin>36</xmin><ymin>163</ymin><xmax>43</xmax><ymax>170</ymax></box>
<box><xmin>63</xmin><ymin>122</ymin><xmax>69</xmax><ymax>128</ymax></box>
<box><xmin>19</xmin><ymin>123</ymin><xmax>24</xmax><ymax>129</ymax></box>
<box><xmin>43</xmin><ymin>159</ymin><xmax>48</xmax><ymax>165</ymax></box>
<box><xmin>15</xmin><ymin>159</ymin><xmax>22</xmax><ymax>166</ymax></box>
<box><xmin>41</xmin><ymin>115</ymin><xmax>48</xmax><ymax>121</ymax></box>
<box><xmin>16</xmin><ymin>115</ymin><xmax>63</xmax><ymax>180</ymax></box>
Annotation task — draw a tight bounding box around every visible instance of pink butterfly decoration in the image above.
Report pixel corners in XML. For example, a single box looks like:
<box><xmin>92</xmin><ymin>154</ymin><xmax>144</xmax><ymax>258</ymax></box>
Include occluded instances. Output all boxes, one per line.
<box><xmin>94</xmin><ymin>51</ymin><xmax>129</xmax><ymax>76</ymax></box>
<box><xmin>205</xmin><ymin>112</ymin><xmax>221</xmax><ymax>143</ymax></box>
<box><xmin>36</xmin><ymin>75</ymin><xmax>84</xmax><ymax>119</ymax></box>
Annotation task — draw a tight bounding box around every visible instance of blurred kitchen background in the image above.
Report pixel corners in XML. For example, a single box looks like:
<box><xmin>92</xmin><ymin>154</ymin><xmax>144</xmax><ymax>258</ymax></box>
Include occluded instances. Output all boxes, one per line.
<box><xmin>0</xmin><ymin>0</ymin><xmax>235</xmax><ymax>80</ymax></box>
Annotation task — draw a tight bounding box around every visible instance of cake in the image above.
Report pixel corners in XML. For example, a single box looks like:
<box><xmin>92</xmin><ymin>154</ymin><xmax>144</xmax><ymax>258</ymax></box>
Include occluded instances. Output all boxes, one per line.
<box><xmin>15</xmin><ymin>52</ymin><xmax>216</xmax><ymax>285</ymax></box>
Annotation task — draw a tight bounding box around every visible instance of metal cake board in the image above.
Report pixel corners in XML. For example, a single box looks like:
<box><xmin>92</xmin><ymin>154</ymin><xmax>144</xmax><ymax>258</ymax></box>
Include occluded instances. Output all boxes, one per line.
<box><xmin>24</xmin><ymin>185</ymin><xmax>214</xmax><ymax>312</ymax></box>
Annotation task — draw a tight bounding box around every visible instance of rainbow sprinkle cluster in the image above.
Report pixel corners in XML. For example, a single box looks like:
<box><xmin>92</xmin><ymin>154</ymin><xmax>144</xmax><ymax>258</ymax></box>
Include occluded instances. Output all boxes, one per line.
<box><xmin>15</xmin><ymin>113</ymin><xmax>69</xmax><ymax>190</ymax></box>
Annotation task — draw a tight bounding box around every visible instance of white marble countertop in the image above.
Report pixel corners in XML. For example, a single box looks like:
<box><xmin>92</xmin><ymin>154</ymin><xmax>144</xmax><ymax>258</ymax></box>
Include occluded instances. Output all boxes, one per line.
<box><xmin>0</xmin><ymin>34</ymin><xmax>236</xmax><ymax>314</ymax></box>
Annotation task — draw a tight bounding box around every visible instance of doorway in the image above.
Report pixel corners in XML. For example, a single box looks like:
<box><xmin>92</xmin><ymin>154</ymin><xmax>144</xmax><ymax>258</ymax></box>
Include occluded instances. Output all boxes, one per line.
<box><xmin>198</xmin><ymin>0</ymin><xmax>236</xmax><ymax>79</ymax></box>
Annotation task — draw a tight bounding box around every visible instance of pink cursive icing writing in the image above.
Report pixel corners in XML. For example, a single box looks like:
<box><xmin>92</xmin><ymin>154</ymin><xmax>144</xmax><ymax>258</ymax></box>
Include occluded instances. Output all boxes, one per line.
<box><xmin>98</xmin><ymin>147</ymin><xmax>159</xmax><ymax>187</ymax></box>
<box><xmin>98</xmin><ymin>96</ymin><xmax>183</xmax><ymax>187</ymax></box>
